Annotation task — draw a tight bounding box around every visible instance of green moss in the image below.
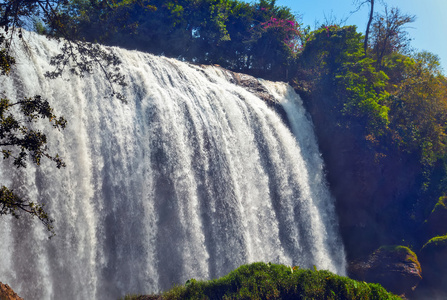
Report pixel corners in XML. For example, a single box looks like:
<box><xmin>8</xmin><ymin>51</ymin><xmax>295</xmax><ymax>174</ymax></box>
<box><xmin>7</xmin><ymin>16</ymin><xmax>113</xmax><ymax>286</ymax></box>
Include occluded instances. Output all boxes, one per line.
<box><xmin>431</xmin><ymin>196</ymin><xmax>447</xmax><ymax>214</ymax></box>
<box><xmin>378</xmin><ymin>245</ymin><xmax>421</xmax><ymax>272</ymax></box>
<box><xmin>422</xmin><ymin>234</ymin><xmax>447</xmax><ymax>251</ymax></box>
<box><xmin>161</xmin><ymin>262</ymin><xmax>400</xmax><ymax>300</ymax></box>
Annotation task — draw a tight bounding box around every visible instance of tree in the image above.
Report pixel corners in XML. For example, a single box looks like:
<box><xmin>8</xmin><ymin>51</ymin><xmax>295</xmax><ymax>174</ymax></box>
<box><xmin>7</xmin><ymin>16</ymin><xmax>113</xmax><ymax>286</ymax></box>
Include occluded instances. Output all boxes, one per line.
<box><xmin>352</xmin><ymin>0</ymin><xmax>375</xmax><ymax>54</ymax></box>
<box><xmin>370</xmin><ymin>6</ymin><xmax>415</xmax><ymax>68</ymax></box>
<box><xmin>299</xmin><ymin>25</ymin><xmax>390</xmax><ymax>134</ymax></box>
<box><xmin>68</xmin><ymin>0</ymin><xmax>303</xmax><ymax>80</ymax></box>
<box><xmin>385</xmin><ymin>51</ymin><xmax>447</xmax><ymax>168</ymax></box>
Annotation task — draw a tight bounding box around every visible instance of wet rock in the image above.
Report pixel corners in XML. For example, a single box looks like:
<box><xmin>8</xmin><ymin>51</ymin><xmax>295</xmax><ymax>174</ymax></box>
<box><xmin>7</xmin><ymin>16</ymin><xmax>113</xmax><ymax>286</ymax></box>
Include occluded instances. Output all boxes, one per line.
<box><xmin>0</xmin><ymin>282</ymin><xmax>23</xmax><ymax>300</ymax></box>
<box><xmin>349</xmin><ymin>245</ymin><xmax>422</xmax><ymax>297</ymax></box>
<box><xmin>416</xmin><ymin>235</ymin><xmax>447</xmax><ymax>298</ymax></box>
<box><xmin>212</xmin><ymin>67</ymin><xmax>290</xmax><ymax>126</ymax></box>
<box><xmin>229</xmin><ymin>72</ymin><xmax>277</xmax><ymax>104</ymax></box>
<box><xmin>424</xmin><ymin>197</ymin><xmax>447</xmax><ymax>238</ymax></box>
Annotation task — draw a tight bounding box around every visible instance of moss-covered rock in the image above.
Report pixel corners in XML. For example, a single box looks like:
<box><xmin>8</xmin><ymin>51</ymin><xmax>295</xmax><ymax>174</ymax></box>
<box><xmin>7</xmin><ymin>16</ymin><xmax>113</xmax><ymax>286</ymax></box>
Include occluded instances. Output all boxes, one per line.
<box><xmin>158</xmin><ymin>262</ymin><xmax>400</xmax><ymax>299</ymax></box>
<box><xmin>425</xmin><ymin>196</ymin><xmax>447</xmax><ymax>237</ymax></box>
<box><xmin>415</xmin><ymin>235</ymin><xmax>447</xmax><ymax>298</ymax></box>
<box><xmin>349</xmin><ymin>245</ymin><xmax>422</xmax><ymax>297</ymax></box>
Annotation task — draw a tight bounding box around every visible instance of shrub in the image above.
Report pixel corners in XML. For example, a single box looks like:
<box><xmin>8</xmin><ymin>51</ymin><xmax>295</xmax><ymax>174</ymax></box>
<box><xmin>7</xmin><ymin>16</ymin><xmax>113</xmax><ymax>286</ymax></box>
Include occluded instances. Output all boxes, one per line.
<box><xmin>162</xmin><ymin>262</ymin><xmax>400</xmax><ymax>300</ymax></box>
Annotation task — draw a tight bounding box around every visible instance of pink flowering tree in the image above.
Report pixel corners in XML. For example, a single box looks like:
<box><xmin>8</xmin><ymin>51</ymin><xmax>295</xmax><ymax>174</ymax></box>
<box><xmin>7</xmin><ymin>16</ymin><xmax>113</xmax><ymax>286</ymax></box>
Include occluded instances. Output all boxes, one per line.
<box><xmin>259</xmin><ymin>17</ymin><xmax>304</xmax><ymax>55</ymax></box>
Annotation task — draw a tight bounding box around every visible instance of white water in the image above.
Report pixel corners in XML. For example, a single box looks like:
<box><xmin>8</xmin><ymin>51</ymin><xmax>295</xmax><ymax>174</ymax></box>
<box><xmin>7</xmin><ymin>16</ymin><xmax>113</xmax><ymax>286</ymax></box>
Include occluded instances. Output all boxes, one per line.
<box><xmin>0</xmin><ymin>32</ymin><xmax>345</xmax><ymax>299</ymax></box>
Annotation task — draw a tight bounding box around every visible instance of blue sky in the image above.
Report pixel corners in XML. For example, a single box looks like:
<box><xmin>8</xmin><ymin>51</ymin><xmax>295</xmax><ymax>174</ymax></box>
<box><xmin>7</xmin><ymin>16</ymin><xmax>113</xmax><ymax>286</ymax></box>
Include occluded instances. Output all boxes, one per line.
<box><xmin>244</xmin><ymin>0</ymin><xmax>447</xmax><ymax>73</ymax></box>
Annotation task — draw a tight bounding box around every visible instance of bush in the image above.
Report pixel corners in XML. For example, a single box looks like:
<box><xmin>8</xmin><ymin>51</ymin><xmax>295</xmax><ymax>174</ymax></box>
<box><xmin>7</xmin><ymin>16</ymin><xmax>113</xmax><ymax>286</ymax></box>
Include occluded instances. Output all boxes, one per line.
<box><xmin>162</xmin><ymin>262</ymin><xmax>400</xmax><ymax>299</ymax></box>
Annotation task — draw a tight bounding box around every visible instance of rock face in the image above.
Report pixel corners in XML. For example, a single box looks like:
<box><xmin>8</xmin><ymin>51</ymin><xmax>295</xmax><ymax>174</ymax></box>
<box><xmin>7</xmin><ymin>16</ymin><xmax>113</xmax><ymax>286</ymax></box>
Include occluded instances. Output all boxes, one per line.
<box><xmin>348</xmin><ymin>245</ymin><xmax>422</xmax><ymax>297</ymax></box>
<box><xmin>424</xmin><ymin>197</ymin><xmax>447</xmax><ymax>238</ymax></box>
<box><xmin>297</xmin><ymin>88</ymin><xmax>423</xmax><ymax>259</ymax></box>
<box><xmin>415</xmin><ymin>235</ymin><xmax>447</xmax><ymax>299</ymax></box>
<box><xmin>210</xmin><ymin>66</ymin><xmax>291</xmax><ymax>127</ymax></box>
<box><xmin>0</xmin><ymin>283</ymin><xmax>23</xmax><ymax>300</ymax></box>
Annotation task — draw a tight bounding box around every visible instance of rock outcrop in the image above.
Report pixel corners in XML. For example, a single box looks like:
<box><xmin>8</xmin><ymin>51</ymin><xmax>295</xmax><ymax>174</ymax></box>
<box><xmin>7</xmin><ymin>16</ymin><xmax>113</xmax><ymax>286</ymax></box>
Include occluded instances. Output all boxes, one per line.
<box><xmin>208</xmin><ymin>66</ymin><xmax>290</xmax><ymax>127</ymax></box>
<box><xmin>348</xmin><ymin>245</ymin><xmax>422</xmax><ymax>297</ymax></box>
<box><xmin>424</xmin><ymin>197</ymin><xmax>447</xmax><ymax>238</ymax></box>
<box><xmin>414</xmin><ymin>235</ymin><xmax>447</xmax><ymax>298</ymax></box>
<box><xmin>0</xmin><ymin>282</ymin><xmax>23</xmax><ymax>300</ymax></box>
<box><xmin>296</xmin><ymin>88</ymin><xmax>423</xmax><ymax>259</ymax></box>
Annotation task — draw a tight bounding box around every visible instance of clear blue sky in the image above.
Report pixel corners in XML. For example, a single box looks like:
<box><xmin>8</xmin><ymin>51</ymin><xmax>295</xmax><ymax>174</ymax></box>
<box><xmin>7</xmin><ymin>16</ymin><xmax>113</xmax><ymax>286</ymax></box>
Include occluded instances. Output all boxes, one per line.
<box><xmin>244</xmin><ymin>0</ymin><xmax>447</xmax><ymax>73</ymax></box>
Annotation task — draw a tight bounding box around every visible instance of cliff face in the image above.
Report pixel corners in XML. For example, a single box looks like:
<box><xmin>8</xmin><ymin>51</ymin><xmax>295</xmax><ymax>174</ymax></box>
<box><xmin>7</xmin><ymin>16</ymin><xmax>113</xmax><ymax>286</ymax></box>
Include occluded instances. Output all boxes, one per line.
<box><xmin>229</xmin><ymin>74</ymin><xmax>423</xmax><ymax>260</ymax></box>
<box><xmin>299</xmin><ymin>90</ymin><xmax>423</xmax><ymax>259</ymax></box>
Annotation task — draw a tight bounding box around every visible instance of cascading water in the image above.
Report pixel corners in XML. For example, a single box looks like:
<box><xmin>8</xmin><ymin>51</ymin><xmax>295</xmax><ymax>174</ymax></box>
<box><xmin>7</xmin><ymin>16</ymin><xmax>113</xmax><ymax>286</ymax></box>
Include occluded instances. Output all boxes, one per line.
<box><xmin>0</xmin><ymin>32</ymin><xmax>345</xmax><ymax>299</ymax></box>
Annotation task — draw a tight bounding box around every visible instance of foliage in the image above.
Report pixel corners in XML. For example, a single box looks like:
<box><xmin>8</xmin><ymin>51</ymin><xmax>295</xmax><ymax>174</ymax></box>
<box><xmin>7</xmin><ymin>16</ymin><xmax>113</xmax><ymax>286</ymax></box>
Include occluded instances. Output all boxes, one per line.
<box><xmin>297</xmin><ymin>20</ymin><xmax>447</xmax><ymax>179</ymax></box>
<box><xmin>297</xmin><ymin>25</ymin><xmax>390</xmax><ymax>135</ymax></box>
<box><xmin>162</xmin><ymin>262</ymin><xmax>400</xmax><ymax>300</ymax></box>
<box><xmin>64</xmin><ymin>0</ymin><xmax>303</xmax><ymax>80</ymax></box>
<box><xmin>431</xmin><ymin>196</ymin><xmax>447</xmax><ymax>214</ymax></box>
<box><xmin>385</xmin><ymin>53</ymin><xmax>447</xmax><ymax>167</ymax></box>
<box><xmin>0</xmin><ymin>93</ymin><xmax>66</xmax><ymax>234</ymax></box>
<box><xmin>0</xmin><ymin>28</ymin><xmax>67</xmax><ymax>233</ymax></box>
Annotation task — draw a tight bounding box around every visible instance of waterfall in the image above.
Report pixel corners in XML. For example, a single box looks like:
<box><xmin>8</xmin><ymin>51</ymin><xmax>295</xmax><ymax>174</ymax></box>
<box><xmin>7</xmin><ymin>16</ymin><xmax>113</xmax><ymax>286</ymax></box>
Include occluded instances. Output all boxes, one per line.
<box><xmin>0</xmin><ymin>32</ymin><xmax>345</xmax><ymax>299</ymax></box>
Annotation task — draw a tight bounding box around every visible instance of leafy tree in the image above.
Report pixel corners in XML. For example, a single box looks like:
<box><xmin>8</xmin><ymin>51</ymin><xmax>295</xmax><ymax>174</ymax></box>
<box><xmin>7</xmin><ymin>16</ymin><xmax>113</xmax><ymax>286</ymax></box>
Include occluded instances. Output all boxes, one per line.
<box><xmin>298</xmin><ymin>25</ymin><xmax>390</xmax><ymax>134</ymax></box>
<box><xmin>384</xmin><ymin>52</ymin><xmax>447</xmax><ymax>169</ymax></box>
<box><xmin>68</xmin><ymin>0</ymin><xmax>303</xmax><ymax>80</ymax></box>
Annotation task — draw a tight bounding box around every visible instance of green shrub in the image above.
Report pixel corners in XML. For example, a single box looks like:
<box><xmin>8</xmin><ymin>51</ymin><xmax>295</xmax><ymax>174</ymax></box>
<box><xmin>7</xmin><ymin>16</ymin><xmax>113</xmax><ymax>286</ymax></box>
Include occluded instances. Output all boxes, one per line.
<box><xmin>162</xmin><ymin>262</ymin><xmax>400</xmax><ymax>300</ymax></box>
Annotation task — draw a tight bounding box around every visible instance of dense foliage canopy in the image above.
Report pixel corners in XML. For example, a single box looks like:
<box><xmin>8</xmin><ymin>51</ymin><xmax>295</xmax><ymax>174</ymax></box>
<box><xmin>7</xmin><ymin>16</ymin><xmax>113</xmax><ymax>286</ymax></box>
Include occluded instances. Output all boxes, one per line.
<box><xmin>59</xmin><ymin>0</ymin><xmax>304</xmax><ymax>79</ymax></box>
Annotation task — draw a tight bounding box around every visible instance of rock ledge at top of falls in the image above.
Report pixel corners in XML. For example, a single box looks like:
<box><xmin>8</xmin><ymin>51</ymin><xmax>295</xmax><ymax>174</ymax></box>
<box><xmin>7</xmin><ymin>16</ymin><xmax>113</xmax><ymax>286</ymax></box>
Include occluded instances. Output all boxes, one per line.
<box><xmin>205</xmin><ymin>65</ymin><xmax>278</xmax><ymax>105</ymax></box>
<box><xmin>200</xmin><ymin>65</ymin><xmax>290</xmax><ymax>127</ymax></box>
<box><xmin>0</xmin><ymin>282</ymin><xmax>23</xmax><ymax>300</ymax></box>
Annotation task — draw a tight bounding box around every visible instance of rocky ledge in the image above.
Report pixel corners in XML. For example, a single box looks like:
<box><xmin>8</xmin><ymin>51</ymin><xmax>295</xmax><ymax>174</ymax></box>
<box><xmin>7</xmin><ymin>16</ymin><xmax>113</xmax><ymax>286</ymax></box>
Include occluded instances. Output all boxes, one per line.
<box><xmin>0</xmin><ymin>282</ymin><xmax>23</xmax><ymax>300</ymax></box>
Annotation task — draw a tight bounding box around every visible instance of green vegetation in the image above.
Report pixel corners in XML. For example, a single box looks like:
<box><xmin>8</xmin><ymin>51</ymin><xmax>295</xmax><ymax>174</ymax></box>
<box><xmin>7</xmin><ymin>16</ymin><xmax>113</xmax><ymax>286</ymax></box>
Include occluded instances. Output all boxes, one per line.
<box><xmin>431</xmin><ymin>196</ymin><xmax>447</xmax><ymax>214</ymax></box>
<box><xmin>156</xmin><ymin>262</ymin><xmax>399</xmax><ymax>299</ymax></box>
<box><xmin>1</xmin><ymin>34</ymin><xmax>66</xmax><ymax>234</ymax></box>
<box><xmin>61</xmin><ymin>0</ymin><xmax>304</xmax><ymax>79</ymax></box>
<box><xmin>422</xmin><ymin>235</ymin><xmax>447</xmax><ymax>251</ymax></box>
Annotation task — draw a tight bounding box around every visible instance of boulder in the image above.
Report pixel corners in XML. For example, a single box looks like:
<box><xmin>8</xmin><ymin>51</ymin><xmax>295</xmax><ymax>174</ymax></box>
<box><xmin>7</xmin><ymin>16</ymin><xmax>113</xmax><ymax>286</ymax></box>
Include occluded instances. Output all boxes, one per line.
<box><xmin>349</xmin><ymin>245</ymin><xmax>422</xmax><ymax>297</ymax></box>
<box><xmin>424</xmin><ymin>197</ymin><xmax>447</xmax><ymax>237</ymax></box>
<box><xmin>0</xmin><ymin>282</ymin><xmax>23</xmax><ymax>300</ymax></box>
<box><xmin>416</xmin><ymin>235</ymin><xmax>447</xmax><ymax>298</ymax></box>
